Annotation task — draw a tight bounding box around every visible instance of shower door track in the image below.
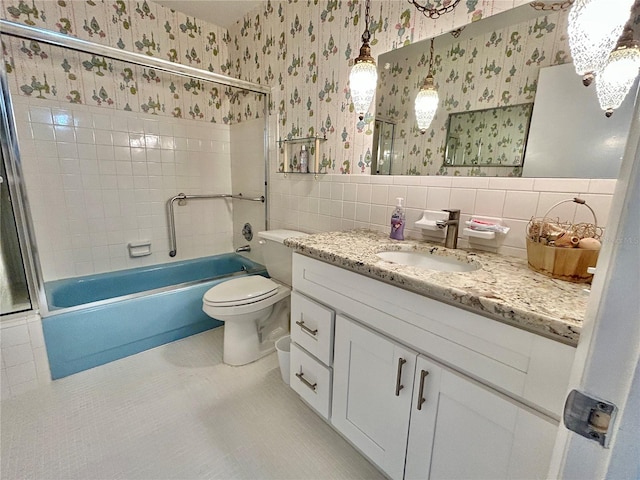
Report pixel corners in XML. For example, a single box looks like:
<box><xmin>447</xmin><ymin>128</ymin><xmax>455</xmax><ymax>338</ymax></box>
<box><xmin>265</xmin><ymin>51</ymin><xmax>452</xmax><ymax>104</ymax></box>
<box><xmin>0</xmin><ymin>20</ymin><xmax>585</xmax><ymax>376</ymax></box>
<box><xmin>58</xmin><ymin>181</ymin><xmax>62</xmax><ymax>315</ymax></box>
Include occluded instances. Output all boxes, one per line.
<box><xmin>0</xmin><ymin>20</ymin><xmax>270</xmax><ymax>95</ymax></box>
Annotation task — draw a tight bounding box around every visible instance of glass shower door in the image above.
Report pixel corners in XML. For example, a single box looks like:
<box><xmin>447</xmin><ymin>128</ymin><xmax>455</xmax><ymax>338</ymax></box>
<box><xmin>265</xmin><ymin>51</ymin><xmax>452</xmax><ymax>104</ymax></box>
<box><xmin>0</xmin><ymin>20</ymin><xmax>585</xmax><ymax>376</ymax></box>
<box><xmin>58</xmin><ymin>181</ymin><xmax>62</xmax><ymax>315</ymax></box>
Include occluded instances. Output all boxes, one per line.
<box><xmin>0</xmin><ymin>152</ymin><xmax>31</xmax><ymax>315</ymax></box>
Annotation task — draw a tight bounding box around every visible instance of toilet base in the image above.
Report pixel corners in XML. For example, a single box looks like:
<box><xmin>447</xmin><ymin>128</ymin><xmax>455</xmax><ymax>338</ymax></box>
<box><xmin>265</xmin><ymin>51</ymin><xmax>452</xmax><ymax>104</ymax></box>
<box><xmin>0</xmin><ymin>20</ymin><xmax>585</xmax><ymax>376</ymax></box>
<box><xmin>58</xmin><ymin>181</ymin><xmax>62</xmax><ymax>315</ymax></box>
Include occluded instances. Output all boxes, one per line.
<box><xmin>223</xmin><ymin>323</ymin><xmax>276</xmax><ymax>366</ymax></box>
<box><xmin>220</xmin><ymin>296</ymin><xmax>290</xmax><ymax>366</ymax></box>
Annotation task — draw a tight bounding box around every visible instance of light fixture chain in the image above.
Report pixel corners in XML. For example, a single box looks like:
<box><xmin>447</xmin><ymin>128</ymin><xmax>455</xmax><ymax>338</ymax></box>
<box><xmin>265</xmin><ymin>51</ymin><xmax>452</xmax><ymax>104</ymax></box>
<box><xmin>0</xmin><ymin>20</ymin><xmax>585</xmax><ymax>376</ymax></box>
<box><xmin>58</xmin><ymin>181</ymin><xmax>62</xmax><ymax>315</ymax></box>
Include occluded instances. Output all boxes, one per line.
<box><xmin>429</xmin><ymin>37</ymin><xmax>434</xmax><ymax>74</ymax></box>
<box><xmin>530</xmin><ymin>0</ymin><xmax>574</xmax><ymax>11</ymax></box>
<box><xmin>409</xmin><ymin>0</ymin><xmax>461</xmax><ymax>19</ymax></box>
<box><xmin>362</xmin><ymin>0</ymin><xmax>371</xmax><ymax>43</ymax></box>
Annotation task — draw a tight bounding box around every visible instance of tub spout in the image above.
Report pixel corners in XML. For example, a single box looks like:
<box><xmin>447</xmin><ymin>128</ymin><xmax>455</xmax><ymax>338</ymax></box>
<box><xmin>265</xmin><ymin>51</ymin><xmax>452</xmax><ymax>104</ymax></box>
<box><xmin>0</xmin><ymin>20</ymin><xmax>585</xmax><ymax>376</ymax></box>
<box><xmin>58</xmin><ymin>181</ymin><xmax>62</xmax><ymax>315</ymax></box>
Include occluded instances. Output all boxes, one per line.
<box><xmin>235</xmin><ymin>245</ymin><xmax>251</xmax><ymax>253</ymax></box>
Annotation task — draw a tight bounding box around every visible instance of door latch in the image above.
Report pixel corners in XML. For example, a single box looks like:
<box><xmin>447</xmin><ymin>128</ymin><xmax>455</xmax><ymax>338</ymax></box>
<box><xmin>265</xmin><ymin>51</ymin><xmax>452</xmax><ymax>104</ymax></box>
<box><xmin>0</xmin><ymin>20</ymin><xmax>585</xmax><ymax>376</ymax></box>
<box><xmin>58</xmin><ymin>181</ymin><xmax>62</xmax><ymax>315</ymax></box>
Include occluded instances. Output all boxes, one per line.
<box><xmin>563</xmin><ymin>389</ymin><xmax>616</xmax><ymax>447</ymax></box>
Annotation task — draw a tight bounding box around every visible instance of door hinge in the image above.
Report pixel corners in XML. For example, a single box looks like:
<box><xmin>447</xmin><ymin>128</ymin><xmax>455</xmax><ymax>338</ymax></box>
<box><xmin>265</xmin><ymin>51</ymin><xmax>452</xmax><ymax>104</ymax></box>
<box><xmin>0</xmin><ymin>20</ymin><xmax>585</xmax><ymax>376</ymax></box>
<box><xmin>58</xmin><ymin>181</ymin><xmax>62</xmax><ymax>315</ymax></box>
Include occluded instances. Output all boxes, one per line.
<box><xmin>563</xmin><ymin>389</ymin><xmax>617</xmax><ymax>447</ymax></box>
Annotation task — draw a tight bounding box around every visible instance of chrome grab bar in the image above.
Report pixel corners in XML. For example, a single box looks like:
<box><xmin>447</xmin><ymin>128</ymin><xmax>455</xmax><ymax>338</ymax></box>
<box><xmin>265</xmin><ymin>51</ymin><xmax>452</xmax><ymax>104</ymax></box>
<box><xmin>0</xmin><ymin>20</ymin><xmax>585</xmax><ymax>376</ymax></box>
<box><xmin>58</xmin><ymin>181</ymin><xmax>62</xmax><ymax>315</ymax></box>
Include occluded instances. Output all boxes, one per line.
<box><xmin>167</xmin><ymin>193</ymin><xmax>265</xmax><ymax>257</ymax></box>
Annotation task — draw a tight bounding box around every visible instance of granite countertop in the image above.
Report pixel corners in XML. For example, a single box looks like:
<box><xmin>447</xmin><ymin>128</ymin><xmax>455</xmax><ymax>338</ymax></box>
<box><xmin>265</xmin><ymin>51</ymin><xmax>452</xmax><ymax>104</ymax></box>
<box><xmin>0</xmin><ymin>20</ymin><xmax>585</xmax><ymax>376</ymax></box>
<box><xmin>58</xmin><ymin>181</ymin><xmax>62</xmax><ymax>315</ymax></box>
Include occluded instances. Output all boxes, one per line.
<box><xmin>285</xmin><ymin>229</ymin><xmax>589</xmax><ymax>346</ymax></box>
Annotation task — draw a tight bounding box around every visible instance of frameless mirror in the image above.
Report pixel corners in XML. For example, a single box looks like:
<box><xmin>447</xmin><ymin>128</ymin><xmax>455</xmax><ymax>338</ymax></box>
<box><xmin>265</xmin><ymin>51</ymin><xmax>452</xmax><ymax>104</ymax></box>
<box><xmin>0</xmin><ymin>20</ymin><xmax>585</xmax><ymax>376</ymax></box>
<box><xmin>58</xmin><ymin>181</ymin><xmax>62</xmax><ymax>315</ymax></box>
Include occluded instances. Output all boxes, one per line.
<box><xmin>372</xmin><ymin>3</ymin><xmax>636</xmax><ymax>177</ymax></box>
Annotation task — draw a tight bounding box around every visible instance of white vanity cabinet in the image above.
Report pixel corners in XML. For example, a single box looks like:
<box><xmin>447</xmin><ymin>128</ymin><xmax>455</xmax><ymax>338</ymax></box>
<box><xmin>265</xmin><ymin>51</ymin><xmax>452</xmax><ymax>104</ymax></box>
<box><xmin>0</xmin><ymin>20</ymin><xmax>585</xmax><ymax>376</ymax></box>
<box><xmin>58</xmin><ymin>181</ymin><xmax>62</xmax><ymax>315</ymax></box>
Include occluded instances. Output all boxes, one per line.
<box><xmin>332</xmin><ymin>315</ymin><xmax>417</xmax><ymax>480</ymax></box>
<box><xmin>290</xmin><ymin>253</ymin><xmax>576</xmax><ymax>480</ymax></box>
<box><xmin>332</xmin><ymin>316</ymin><xmax>557</xmax><ymax>480</ymax></box>
<box><xmin>405</xmin><ymin>355</ymin><xmax>558</xmax><ymax>480</ymax></box>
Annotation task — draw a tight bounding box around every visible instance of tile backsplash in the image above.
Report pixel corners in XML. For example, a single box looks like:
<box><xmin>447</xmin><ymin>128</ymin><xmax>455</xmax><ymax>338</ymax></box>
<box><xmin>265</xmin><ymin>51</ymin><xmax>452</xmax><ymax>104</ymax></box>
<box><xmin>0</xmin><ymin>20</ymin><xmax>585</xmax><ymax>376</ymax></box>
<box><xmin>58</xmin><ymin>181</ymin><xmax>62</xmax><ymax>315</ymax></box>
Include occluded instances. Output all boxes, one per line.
<box><xmin>268</xmin><ymin>174</ymin><xmax>615</xmax><ymax>258</ymax></box>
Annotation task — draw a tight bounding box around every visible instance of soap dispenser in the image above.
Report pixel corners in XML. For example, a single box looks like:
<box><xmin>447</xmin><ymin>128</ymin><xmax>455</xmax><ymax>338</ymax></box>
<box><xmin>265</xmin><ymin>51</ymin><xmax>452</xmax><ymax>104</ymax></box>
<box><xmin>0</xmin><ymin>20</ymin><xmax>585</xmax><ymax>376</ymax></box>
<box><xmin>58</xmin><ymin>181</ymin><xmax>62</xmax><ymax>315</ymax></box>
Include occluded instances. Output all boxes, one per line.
<box><xmin>390</xmin><ymin>197</ymin><xmax>405</xmax><ymax>240</ymax></box>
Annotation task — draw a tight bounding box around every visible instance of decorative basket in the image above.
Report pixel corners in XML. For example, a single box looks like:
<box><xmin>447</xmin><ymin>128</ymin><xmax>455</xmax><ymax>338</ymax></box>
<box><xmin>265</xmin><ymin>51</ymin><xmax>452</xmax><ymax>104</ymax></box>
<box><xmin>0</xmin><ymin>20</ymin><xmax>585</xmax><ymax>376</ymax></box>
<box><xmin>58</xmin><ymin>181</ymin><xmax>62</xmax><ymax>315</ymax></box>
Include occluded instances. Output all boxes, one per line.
<box><xmin>526</xmin><ymin>198</ymin><xmax>602</xmax><ymax>283</ymax></box>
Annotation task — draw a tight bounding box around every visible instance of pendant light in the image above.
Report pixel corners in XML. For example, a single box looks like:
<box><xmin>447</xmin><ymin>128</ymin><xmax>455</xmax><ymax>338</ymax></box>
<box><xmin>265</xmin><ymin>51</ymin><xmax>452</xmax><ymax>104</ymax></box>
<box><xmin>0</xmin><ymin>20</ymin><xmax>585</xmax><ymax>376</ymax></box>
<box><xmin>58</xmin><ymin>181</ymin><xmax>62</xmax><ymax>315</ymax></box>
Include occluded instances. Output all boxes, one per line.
<box><xmin>349</xmin><ymin>0</ymin><xmax>377</xmax><ymax>121</ymax></box>
<box><xmin>568</xmin><ymin>0</ymin><xmax>634</xmax><ymax>86</ymax></box>
<box><xmin>415</xmin><ymin>38</ymin><xmax>439</xmax><ymax>134</ymax></box>
<box><xmin>596</xmin><ymin>19</ymin><xmax>640</xmax><ymax>117</ymax></box>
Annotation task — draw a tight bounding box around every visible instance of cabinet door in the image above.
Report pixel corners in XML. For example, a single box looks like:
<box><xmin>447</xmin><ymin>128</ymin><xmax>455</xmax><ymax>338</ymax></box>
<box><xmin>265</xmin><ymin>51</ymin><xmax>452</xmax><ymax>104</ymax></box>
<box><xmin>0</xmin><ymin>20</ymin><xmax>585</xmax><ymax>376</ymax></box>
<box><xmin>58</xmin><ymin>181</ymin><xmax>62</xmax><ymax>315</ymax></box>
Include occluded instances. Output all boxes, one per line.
<box><xmin>332</xmin><ymin>315</ymin><xmax>417</xmax><ymax>480</ymax></box>
<box><xmin>404</xmin><ymin>356</ymin><xmax>443</xmax><ymax>480</ymax></box>
<box><xmin>406</xmin><ymin>357</ymin><xmax>558</xmax><ymax>480</ymax></box>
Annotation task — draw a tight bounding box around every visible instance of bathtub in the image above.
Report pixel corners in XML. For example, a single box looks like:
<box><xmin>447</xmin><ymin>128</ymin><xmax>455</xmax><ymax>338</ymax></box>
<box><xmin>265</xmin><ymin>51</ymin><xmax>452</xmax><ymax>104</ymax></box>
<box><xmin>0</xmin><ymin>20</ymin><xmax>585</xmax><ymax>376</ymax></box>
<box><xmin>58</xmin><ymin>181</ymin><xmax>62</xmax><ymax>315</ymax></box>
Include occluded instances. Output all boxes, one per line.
<box><xmin>42</xmin><ymin>253</ymin><xmax>267</xmax><ymax>379</ymax></box>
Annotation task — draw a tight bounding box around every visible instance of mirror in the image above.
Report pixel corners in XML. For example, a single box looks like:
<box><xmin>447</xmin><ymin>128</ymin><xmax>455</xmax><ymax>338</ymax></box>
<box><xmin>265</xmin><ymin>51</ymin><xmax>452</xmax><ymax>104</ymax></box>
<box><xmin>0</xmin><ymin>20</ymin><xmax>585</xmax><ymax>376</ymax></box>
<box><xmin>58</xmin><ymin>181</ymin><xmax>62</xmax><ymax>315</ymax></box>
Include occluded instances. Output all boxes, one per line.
<box><xmin>372</xmin><ymin>118</ymin><xmax>396</xmax><ymax>175</ymax></box>
<box><xmin>444</xmin><ymin>103</ymin><xmax>533</xmax><ymax>172</ymax></box>
<box><xmin>372</xmin><ymin>3</ymin><xmax>635</xmax><ymax>177</ymax></box>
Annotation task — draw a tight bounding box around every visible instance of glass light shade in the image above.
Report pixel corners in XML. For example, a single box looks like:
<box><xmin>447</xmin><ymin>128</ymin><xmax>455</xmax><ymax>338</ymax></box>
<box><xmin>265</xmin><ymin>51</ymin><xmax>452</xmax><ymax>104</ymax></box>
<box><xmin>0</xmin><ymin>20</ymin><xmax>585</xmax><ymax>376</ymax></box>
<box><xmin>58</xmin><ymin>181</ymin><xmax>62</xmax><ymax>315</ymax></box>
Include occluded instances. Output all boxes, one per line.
<box><xmin>568</xmin><ymin>0</ymin><xmax>633</xmax><ymax>84</ymax></box>
<box><xmin>349</xmin><ymin>60</ymin><xmax>378</xmax><ymax>120</ymax></box>
<box><xmin>596</xmin><ymin>46</ymin><xmax>640</xmax><ymax>116</ymax></box>
<box><xmin>415</xmin><ymin>77</ymin><xmax>439</xmax><ymax>133</ymax></box>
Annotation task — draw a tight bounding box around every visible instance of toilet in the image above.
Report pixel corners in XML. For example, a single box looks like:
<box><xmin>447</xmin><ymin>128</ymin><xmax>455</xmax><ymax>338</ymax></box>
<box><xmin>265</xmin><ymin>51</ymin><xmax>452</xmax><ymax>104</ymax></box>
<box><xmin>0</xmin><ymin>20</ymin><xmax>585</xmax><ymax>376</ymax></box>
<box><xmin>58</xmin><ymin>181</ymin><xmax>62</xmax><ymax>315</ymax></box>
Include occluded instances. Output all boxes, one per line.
<box><xmin>202</xmin><ymin>229</ymin><xmax>307</xmax><ymax>366</ymax></box>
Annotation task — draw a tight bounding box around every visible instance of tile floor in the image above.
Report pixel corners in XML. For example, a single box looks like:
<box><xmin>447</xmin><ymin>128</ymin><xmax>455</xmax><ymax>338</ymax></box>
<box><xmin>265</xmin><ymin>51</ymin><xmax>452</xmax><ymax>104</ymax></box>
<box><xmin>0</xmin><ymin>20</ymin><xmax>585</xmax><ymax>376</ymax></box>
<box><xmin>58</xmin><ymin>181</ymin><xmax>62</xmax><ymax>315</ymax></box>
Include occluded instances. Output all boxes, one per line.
<box><xmin>1</xmin><ymin>328</ymin><xmax>384</xmax><ymax>479</ymax></box>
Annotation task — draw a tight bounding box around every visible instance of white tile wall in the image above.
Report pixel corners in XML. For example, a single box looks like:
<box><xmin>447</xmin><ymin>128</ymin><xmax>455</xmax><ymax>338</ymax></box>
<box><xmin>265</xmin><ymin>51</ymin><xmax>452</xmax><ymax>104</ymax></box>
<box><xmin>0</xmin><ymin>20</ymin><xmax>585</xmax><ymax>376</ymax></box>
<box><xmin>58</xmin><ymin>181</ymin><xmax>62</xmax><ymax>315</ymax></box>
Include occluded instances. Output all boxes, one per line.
<box><xmin>230</xmin><ymin>118</ymin><xmax>267</xmax><ymax>265</ymax></box>
<box><xmin>268</xmin><ymin>172</ymin><xmax>617</xmax><ymax>259</ymax></box>
<box><xmin>0</xmin><ymin>313</ymin><xmax>50</xmax><ymax>400</ymax></box>
<box><xmin>13</xmin><ymin>96</ymin><xmax>238</xmax><ymax>281</ymax></box>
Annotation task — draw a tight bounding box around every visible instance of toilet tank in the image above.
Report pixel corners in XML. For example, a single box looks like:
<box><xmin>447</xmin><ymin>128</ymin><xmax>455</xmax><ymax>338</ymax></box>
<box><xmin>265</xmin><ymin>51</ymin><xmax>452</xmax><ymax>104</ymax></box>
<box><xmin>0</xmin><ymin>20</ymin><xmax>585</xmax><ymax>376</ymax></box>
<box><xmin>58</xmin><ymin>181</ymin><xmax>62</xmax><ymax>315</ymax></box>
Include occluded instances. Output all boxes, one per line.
<box><xmin>257</xmin><ymin>230</ymin><xmax>307</xmax><ymax>286</ymax></box>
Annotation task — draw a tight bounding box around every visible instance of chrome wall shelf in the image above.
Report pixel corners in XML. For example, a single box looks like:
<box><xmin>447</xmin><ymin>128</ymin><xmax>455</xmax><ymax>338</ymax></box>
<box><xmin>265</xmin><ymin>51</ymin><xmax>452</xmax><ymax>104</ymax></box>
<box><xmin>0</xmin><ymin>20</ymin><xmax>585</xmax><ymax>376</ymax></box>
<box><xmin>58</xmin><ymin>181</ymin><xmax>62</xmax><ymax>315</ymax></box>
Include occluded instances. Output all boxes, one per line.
<box><xmin>278</xmin><ymin>135</ymin><xmax>327</xmax><ymax>177</ymax></box>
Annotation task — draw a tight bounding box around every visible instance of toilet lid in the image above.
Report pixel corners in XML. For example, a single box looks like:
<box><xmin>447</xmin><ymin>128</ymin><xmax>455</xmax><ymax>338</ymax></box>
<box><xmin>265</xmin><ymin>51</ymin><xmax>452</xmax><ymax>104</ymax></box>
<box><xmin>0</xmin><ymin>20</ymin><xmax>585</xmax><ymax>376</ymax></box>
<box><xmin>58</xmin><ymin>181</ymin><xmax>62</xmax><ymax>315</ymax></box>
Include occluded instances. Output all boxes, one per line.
<box><xmin>203</xmin><ymin>276</ymin><xmax>278</xmax><ymax>307</ymax></box>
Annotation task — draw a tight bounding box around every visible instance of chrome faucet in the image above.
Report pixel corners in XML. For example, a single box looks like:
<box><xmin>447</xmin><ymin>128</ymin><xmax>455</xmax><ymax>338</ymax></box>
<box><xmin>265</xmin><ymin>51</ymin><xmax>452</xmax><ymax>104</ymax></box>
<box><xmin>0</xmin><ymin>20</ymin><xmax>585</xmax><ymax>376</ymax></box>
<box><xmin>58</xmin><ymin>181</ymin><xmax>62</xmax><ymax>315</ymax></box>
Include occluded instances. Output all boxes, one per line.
<box><xmin>436</xmin><ymin>209</ymin><xmax>460</xmax><ymax>249</ymax></box>
<box><xmin>235</xmin><ymin>245</ymin><xmax>251</xmax><ymax>253</ymax></box>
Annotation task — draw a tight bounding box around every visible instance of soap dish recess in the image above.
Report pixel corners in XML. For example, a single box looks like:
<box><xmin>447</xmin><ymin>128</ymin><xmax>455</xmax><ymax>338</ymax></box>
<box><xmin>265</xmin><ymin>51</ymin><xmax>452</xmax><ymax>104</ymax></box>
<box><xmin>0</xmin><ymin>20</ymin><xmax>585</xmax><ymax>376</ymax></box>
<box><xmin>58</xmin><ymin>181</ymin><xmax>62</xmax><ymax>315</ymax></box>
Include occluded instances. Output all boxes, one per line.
<box><xmin>128</xmin><ymin>240</ymin><xmax>151</xmax><ymax>257</ymax></box>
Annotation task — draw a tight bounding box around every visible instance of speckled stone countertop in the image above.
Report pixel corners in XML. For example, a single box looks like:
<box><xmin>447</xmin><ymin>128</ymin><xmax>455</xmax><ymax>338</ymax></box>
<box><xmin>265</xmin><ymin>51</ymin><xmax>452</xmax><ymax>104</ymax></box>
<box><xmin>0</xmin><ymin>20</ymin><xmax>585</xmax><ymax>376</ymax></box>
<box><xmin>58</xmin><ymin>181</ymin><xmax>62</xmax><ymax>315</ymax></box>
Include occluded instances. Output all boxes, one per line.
<box><xmin>285</xmin><ymin>229</ymin><xmax>588</xmax><ymax>346</ymax></box>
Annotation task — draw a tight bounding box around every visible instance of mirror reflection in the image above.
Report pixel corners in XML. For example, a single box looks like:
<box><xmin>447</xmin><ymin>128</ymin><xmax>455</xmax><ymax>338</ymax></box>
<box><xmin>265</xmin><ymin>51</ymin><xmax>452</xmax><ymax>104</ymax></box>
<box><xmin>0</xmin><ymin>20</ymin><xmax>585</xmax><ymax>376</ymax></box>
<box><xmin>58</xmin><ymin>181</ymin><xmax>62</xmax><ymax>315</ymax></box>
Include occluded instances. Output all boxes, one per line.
<box><xmin>444</xmin><ymin>103</ymin><xmax>533</xmax><ymax>171</ymax></box>
<box><xmin>372</xmin><ymin>3</ymin><xmax>634</xmax><ymax>178</ymax></box>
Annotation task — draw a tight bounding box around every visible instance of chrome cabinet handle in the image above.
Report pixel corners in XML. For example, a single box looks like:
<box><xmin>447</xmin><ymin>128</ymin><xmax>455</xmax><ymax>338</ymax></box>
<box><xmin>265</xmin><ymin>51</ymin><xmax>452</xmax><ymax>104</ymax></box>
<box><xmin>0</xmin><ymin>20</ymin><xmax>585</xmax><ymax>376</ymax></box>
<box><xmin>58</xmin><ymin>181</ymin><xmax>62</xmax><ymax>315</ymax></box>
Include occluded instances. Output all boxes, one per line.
<box><xmin>295</xmin><ymin>371</ymin><xmax>317</xmax><ymax>392</ymax></box>
<box><xmin>417</xmin><ymin>369</ymin><xmax>430</xmax><ymax>410</ymax></box>
<box><xmin>295</xmin><ymin>320</ymin><xmax>318</xmax><ymax>336</ymax></box>
<box><xmin>395</xmin><ymin>358</ymin><xmax>407</xmax><ymax>396</ymax></box>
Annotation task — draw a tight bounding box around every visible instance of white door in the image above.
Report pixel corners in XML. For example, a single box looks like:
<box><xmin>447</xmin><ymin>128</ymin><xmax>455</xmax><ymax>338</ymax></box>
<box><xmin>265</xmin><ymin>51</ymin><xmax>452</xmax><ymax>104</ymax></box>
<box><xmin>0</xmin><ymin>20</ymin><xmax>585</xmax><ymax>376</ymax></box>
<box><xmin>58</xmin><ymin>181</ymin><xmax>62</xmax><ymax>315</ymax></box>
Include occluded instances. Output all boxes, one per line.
<box><xmin>546</xmin><ymin>79</ymin><xmax>640</xmax><ymax>478</ymax></box>
<box><xmin>332</xmin><ymin>315</ymin><xmax>417</xmax><ymax>480</ymax></box>
<box><xmin>406</xmin><ymin>357</ymin><xmax>558</xmax><ymax>480</ymax></box>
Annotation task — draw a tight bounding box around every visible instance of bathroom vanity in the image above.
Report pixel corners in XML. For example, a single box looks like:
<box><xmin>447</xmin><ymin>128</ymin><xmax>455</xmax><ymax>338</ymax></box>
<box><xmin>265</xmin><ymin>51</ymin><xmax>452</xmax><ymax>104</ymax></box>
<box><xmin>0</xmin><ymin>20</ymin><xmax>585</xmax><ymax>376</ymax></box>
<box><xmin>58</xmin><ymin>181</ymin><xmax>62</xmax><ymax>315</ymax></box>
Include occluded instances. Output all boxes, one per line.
<box><xmin>284</xmin><ymin>230</ymin><xmax>585</xmax><ymax>480</ymax></box>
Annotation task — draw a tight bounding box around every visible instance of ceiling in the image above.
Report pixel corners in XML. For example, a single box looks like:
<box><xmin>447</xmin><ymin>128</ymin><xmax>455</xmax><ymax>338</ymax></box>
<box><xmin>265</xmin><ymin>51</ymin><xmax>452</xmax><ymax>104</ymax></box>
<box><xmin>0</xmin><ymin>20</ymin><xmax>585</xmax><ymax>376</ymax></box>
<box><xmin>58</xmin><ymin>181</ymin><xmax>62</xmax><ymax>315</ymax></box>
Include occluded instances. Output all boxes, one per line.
<box><xmin>154</xmin><ymin>0</ymin><xmax>265</xmax><ymax>30</ymax></box>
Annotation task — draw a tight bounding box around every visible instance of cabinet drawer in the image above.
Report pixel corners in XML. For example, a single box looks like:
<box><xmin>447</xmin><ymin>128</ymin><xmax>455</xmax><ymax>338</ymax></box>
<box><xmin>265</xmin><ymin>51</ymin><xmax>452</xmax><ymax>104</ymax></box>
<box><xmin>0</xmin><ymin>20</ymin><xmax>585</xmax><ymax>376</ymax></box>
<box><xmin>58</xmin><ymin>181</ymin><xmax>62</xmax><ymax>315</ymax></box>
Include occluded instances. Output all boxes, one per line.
<box><xmin>290</xmin><ymin>343</ymin><xmax>332</xmax><ymax>420</ymax></box>
<box><xmin>291</xmin><ymin>291</ymin><xmax>335</xmax><ymax>365</ymax></box>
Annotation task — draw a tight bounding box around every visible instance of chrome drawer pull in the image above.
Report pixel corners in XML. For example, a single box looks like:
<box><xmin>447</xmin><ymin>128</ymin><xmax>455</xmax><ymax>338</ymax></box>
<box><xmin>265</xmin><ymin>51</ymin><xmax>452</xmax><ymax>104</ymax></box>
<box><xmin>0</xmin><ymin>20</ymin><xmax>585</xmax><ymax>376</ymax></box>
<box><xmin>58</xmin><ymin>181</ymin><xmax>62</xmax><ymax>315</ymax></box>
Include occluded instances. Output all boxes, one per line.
<box><xmin>295</xmin><ymin>320</ymin><xmax>318</xmax><ymax>336</ymax></box>
<box><xmin>417</xmin><ymin>369</ymin><xmax>430</xmax><ymax>410</ymax></box>
<box><xmin>295</xmin><ymin>371</ymin><xmax>317</xmax><ymax>392</ymax></box>
<box><xmin>395</xmin><ymin>357</ymin><xmax>407</xmax><ymax>396</ymax></box>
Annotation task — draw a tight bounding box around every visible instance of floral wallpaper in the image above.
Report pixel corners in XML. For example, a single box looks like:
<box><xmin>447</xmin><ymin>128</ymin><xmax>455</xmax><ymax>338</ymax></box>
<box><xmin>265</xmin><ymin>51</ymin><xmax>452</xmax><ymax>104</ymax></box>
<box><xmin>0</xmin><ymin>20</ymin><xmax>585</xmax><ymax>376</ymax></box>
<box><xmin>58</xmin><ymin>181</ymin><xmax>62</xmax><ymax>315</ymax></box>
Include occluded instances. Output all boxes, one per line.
<box><xmin>0</xmin><ymin>0</ymin><xmax>263</xmax><ymax>124</ymax></box>
<box><xmin>225</xmin><ymin>0</ymin><xmax>531</xmax><ymax>174</ymax></box>
<box><xmin>443</xmin><ymin>103</ymin><xmax>533</xmax><ymax>171</ymax></box>
<box><xmin>2</xmin><ymin>0</ymin><xmax>550</xmax><ymax>174</ymax></box>
<box><xmin>376</xmin><ymin>6</ymin><xmax>571</xmax><ymax>176</ymax></box>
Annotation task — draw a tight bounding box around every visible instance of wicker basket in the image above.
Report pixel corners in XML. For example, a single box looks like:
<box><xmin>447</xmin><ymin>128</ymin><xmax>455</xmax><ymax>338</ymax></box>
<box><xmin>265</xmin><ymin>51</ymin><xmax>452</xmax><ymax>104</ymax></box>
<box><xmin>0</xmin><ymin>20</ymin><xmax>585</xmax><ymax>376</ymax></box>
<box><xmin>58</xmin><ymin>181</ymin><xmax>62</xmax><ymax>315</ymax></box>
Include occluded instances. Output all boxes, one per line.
<box><xmin>526</xmin><ymin>198</ymin><xmax>601</xmax><ymax>283</ymax></box>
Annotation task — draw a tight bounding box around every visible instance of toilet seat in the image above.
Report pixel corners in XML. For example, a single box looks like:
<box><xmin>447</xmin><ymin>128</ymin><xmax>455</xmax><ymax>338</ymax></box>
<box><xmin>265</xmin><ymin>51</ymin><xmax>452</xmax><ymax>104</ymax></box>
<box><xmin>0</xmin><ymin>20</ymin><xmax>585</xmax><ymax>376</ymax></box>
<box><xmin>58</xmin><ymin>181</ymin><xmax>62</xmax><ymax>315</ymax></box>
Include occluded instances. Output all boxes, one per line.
<box><xmin>203</xmin><ymin>275</ymin><xmax>278</xmax><ymax>307</ymax></box>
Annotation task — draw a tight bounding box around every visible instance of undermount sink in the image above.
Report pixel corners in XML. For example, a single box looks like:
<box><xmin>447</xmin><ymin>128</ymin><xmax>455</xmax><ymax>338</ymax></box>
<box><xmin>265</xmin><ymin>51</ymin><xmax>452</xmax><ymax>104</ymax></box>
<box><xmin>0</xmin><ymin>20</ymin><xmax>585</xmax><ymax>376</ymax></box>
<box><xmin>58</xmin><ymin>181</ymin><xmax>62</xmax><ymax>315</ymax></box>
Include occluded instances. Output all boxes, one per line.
<box><xmin>376</xmin><ymin>251</ymin><xmax>480</xmax><ymax>273</ymax></box>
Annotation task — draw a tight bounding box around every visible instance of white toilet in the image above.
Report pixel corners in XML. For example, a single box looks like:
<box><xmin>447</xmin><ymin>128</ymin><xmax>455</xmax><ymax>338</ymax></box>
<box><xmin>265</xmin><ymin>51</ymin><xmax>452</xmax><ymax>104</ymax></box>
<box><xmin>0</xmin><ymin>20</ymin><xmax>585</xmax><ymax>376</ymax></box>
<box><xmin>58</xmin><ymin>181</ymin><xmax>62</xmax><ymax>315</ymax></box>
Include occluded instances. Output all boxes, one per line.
<box><xmin>202</xmin><ymin>229</ymin><xmax>307</xmax><ymax>366</ymax></box>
